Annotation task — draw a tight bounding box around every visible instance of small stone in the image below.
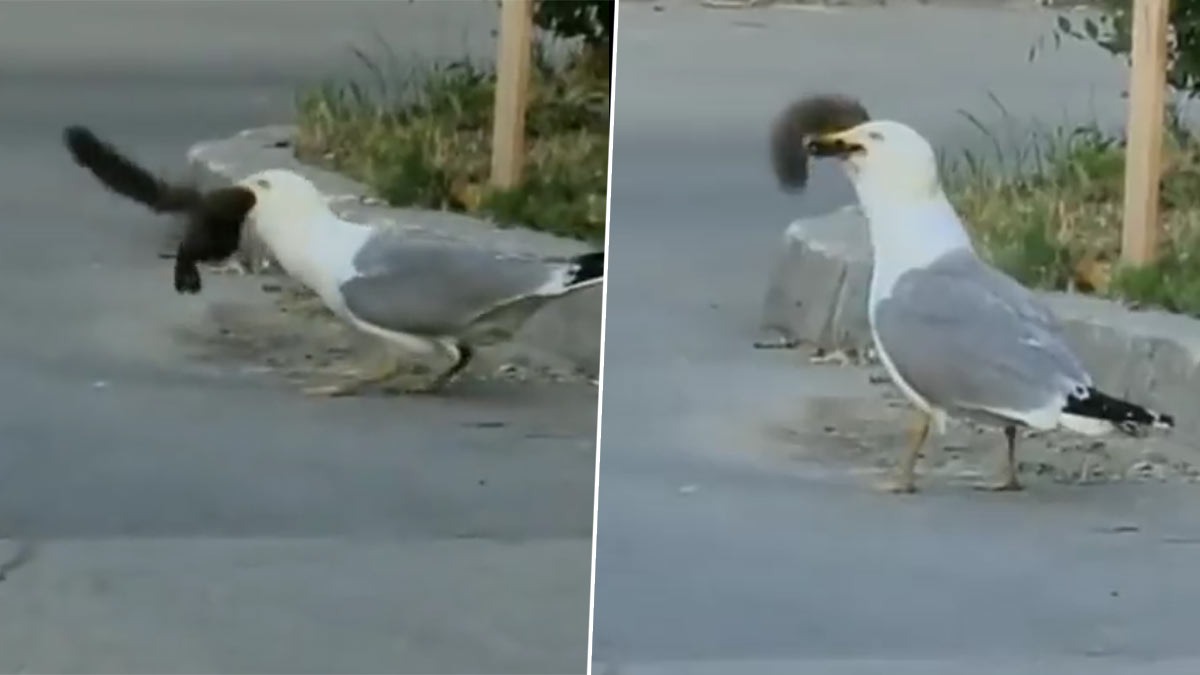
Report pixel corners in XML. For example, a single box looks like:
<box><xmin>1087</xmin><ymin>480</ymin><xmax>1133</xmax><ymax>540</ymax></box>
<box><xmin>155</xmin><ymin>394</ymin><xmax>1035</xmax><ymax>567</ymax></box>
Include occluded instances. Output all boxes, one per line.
<box><xmin>1127</xmin><ymin>461</ymin><xmax>1166</xmax><ymax>481</ymax></box>
<box><xmin>753</xmin><ymin>335</ymin><xmax>800</xmax><ymax>350</ymax></box>
<box><xmin>1096</xmin><ymin>524</ymin><xmax>1140</xmax><ymax>534</ymax></box>
<box><xmin>466</xmin><ymin>421</ymin><xmax>507</xmax><ymax>429</ymax></box>
<box><xmin>810</xmin><ymin>350</ymin><xmax>851</xmax><ymax>366</ymax></box>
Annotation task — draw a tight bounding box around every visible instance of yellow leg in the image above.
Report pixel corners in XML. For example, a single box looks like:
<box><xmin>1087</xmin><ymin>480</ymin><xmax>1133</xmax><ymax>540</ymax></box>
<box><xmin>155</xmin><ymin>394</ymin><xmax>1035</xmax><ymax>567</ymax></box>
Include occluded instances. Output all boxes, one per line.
<box><xmin>877</xmin><ymin>410</ymin><xmax>931</xmax><ymax>494</ymax></box>
<box><xmin>303</xmin><ymin>350</ymin><xmax>405</xmax><ymax>397</ymax></box>
<box><xmin>975</xmin><ymin>426</ymin><xmax>1024</xmax><ymax>492</ymax></box>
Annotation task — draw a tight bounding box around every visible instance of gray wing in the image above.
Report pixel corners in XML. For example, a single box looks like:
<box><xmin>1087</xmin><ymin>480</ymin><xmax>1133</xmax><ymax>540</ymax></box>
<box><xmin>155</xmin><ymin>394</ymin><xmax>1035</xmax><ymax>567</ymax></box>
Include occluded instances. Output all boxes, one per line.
<box><xmin>873</xmin><ymin>249</ymin><xmax>1091</xmax><ymax>418</ymax></box>
<box><xmin>339</xmin><ymin>232</ymin><xmax>557</xmax><ymax>338</ymax></box>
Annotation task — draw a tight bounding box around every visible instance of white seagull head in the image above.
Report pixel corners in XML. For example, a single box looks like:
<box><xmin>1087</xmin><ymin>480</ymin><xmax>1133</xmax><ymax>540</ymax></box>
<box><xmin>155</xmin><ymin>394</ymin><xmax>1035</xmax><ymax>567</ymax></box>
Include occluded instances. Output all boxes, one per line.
<box><xmin>807</xmin><ymin>120</ymin><xmax>943</xmax><ymax>206</ymax></box>
<box><xmin>233</xmin><ymin>168</ymin><xmax>338</xmax><ymax>282</ymax></box>
<box><xmin>237</xmin><ymin>169</ymin><xmax>330</xmax><ymax>229</ymax></box>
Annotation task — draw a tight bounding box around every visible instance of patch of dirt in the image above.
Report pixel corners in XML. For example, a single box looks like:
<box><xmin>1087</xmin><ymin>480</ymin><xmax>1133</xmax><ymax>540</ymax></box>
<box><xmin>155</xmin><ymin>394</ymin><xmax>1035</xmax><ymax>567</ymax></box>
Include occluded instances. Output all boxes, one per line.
<box><xmin>172</xmin><ymin>276</ymin><xmax>591</xmax><ymax>393</ymax></box>
<box><xmin>763</xmin><ymin>381</ymin><xmax>1200</xmax><ymax>490</ymax></box>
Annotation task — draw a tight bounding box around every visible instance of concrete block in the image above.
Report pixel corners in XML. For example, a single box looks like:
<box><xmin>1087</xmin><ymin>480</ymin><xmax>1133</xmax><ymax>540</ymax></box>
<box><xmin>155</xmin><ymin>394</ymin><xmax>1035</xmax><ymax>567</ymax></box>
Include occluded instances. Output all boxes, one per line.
<box><xmin>760</xmin><ymin>205</ymin><xmax>872</xmax><ymax>355</ymax></box>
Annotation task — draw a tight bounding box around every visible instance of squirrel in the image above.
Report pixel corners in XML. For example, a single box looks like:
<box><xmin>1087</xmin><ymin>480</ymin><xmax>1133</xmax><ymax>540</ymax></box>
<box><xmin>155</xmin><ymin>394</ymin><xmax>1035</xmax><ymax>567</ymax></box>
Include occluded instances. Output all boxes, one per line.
<box><xmin>62</xmin><ymin>125</ymin><xmax>256</xmax><ymax>295</ymax></box>
<box><xmin>769</xmin><ymin>93</ymin><xmax>871</xmax><ymax>192</ymax></box>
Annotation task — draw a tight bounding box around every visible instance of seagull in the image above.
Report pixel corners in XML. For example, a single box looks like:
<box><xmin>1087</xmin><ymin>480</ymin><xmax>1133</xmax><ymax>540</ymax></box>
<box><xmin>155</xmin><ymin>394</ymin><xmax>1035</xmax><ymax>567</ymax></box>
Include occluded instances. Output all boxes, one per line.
<box><xmin>64</xmin><ymin>126</ymin><xmax>605</xmax><ymax>396</ymax></box>
<box><xmin>772</xmin><ymin>109</ymin><xmax>1174</xmax><ymax>493</ymax></box>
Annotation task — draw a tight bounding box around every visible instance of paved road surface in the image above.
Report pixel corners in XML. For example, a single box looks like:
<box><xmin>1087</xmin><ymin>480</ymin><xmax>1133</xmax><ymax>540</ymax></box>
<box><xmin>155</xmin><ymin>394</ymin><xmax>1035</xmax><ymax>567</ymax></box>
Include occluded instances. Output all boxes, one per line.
<box><xmin>595</xmin><ymin>4</ymin><xmax>1200</xmax><ymax>673</ymax></box>
<box><xmin>0</xmin><ymin>3</ymin><xmax>594</xmax><ymax>673</ymax></box>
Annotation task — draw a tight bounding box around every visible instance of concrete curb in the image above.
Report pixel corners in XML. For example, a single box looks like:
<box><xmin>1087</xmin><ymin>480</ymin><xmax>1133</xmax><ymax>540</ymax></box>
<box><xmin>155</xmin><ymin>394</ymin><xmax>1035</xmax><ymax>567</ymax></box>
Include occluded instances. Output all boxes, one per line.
<box><xmin>186</xmin><ymin>125</ymin><xmax>604</xmax><ymax>377</ymax></box>
<box><xmin>760</xmin><ymin>206</ymin><xmax>1200</xmax><ymax>437</ymax></box>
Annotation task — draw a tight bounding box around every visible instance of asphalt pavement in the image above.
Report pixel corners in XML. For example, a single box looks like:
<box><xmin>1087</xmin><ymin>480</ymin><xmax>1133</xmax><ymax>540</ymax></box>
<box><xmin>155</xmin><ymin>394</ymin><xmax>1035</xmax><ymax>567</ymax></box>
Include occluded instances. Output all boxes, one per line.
<box><xmin>0</xmin><ymin>3</ymin><xmax>595</xmax><ymax>673</ymax></box>
<box><xmin>594</xmin><ymin>4</ymin><xmax>1200</xmax><ymax>673</ymax></box>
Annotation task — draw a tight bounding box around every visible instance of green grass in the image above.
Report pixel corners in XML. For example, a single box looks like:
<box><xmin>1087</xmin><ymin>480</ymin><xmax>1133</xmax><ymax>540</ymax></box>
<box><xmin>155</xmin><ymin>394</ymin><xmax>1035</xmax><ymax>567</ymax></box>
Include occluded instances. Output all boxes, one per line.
<box><xmin>943</xmin><ymin>97</ymin><xmax>1200</xmax><ymax>316</ymax></box>
<box><xmin>294</xmin><ymin>43</ymin><xmax>610</xmax><ymax>243</ymax></box>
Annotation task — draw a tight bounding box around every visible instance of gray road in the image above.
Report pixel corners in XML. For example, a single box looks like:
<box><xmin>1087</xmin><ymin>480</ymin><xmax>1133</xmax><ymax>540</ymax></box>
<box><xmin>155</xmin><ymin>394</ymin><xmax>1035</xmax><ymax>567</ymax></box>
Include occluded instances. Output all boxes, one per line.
<box><xmin>0</xmin><ymin>3</ymin><xmax>594</xmax><ymax>673</ymax></box>
<box><xmin>595</xmin><ymin>4</ymin><xmax>1200</xmax><ymax>674</ymax></box>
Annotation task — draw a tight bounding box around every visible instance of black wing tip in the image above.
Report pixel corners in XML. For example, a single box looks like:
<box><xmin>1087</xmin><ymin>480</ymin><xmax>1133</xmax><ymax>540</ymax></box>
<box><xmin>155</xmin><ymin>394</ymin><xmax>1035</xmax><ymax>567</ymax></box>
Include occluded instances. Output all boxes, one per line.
<box><xmin>568</xmin><ymin>250</ymin><xmax>605</xmax><ymax>286</ymax></box>
<box><xmin>770</xmin><ymin>93</ymin><xmax>871</xmax><ymax>191</ymax></box>
<box><xmin>1067</xmin><ymin>387</ymin><xmax>1175</xmax><ymax>434</ymax></box>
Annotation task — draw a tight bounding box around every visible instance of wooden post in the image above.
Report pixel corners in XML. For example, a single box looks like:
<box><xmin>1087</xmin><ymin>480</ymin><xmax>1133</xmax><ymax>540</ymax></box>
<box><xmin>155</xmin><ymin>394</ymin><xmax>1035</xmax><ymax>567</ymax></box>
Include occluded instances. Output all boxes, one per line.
<box><xmin>491</xmin><ymin>0</ymin><xmax>534</xmax><ymax>190</ymax></box>
<box><xmin>1121</xmin><ymin>0</ymin><xmax>1171</xmax><ymax>266</ymax></box>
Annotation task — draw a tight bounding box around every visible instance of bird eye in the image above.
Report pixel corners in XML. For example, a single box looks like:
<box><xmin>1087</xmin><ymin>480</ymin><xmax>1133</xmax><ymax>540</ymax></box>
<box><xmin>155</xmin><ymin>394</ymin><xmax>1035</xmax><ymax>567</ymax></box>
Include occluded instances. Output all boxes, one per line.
<box><xmin>867</xmin><ymin>131</ymin><xmax>884</xmax><ymax>141</ymax></box>
<box><xmin>255</xmin><ymin>179</ymin><xmax>271</xmax><ymax>189</ymax></box>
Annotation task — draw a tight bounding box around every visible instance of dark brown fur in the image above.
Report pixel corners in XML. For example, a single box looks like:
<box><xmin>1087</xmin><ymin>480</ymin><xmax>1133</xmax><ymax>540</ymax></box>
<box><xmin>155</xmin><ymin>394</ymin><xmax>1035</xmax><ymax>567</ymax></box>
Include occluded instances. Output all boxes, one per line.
<box><xmin>63</xmin><ymin>125</ymin><xmax>256</xmax><ymax>294</ymax></box>
<box><xmin>769</xmin><ymin>94</ymin><xmax>870</xmax><ymax>192</ymax></box>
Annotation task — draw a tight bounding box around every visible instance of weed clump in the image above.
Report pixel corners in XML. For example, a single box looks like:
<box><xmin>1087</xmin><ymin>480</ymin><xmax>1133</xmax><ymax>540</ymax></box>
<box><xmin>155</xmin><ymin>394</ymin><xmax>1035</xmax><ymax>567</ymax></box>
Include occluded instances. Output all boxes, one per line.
<box><xmin>295</xmin><ymin>43</ymin><xmax>609</xmax><ymax>243</ymax></box>
<box><xmin>943</xmin><ymin>99</ymin><xmax>1200</xmax><ymax>316</ymax></box>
